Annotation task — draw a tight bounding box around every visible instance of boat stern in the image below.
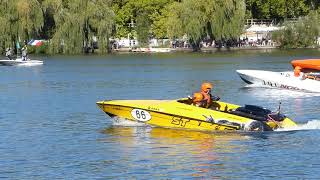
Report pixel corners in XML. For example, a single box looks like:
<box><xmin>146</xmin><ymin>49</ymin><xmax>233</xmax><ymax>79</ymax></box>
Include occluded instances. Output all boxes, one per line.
<box><xmin>279</xmin><ymin>117</ymin><xmax>297</xmax><ymax>129</ymax></box>
<box><xmin>265</xmin><ymin>117</ymin><xmax>297</xmax><ymax>130</ymax></box>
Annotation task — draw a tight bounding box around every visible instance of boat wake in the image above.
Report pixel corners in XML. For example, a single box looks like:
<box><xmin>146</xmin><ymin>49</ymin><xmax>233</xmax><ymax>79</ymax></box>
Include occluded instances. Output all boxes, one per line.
<box><xmin>111</xmin><ymin>117</ymin><xmax>320</xmax><ymax>132</ymax></box>
<box><xmin>111</xmin><ymin>117</ymin><xmax>147</xmax><ymax>127</ymax></box>
<box><xmin>276</xmin><ymin>120</ymin><xmax>320</xmax><ymax>131</ymax></box>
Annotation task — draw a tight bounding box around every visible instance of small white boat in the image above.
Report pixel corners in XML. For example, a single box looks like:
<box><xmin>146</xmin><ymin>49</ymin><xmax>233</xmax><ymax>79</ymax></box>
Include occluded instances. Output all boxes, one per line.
<box><xmin>0</xmin><ymin>58</ymin><xmax>43</xmax><ymax>66</ymax></box>
<box><xmin>237</xmin><ymin>59</ymin><xmax>320</xmax><ymax>93</ymax></box>
<box><xmin>132</xmin><ymin>48</ymin><xmax>171</xmax><ymax>53</ymax></box>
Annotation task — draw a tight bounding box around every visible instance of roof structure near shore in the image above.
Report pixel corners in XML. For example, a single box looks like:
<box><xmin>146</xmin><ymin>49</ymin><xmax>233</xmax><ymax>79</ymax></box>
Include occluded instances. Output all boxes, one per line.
<box><xmin>246</xmin><ymin>25</ymin><xmax>281</xmax><ymax>33</ymax></box>
<box><xmin>241</xmin><ymin>24</ymin><xmax>284</xmax><ymax>41</ymax></box>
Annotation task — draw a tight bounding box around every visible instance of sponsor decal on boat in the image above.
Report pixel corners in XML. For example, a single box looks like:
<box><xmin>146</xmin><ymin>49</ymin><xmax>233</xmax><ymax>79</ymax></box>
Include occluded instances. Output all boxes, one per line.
<box><xmin>262</xmin><ymin>80</ymin><xmax>300</xmax><ymax>90</ymax></box>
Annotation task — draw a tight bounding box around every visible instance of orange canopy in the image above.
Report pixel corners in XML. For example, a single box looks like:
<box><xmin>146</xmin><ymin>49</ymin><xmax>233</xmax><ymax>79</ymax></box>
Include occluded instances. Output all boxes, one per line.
<box><xmin>291</xmin><ymin>59</ymin><xmax>320</xmax><ymax>71</ymax></box>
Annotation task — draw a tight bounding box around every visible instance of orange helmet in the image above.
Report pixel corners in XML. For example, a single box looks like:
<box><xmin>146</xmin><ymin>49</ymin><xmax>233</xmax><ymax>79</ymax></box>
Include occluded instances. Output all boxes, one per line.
<box><xmin>201</xmin><ymin>82</ymin><xmax>213</xmax><ymax>93</ymax></box>
<box><xmin>294</xmin><ymin>66</ymin><xmax>301</xmax><ymax>77</ymax></box>
<box><xmin>193</xmin><ymin>92</ymin><xmax>203</xmax><ymax>102</ymax></box>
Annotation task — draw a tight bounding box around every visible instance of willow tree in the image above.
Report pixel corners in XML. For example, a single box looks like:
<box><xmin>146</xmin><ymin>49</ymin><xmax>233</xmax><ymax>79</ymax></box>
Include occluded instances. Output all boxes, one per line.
<box><xmin>43</xmin><ymin>0</ymin><xmax>115</xmax><ymax>54</ymax></box>
<box><xmin>0</xmin><ymin>0</ymin><xmax>43</xmax><ymax>52</ymax></box>
<box><xmin>164</xmin><ymin>0</ymin><xmax>245</xmax><ymax>51</ymax></box>
<box><xmin>112</xmin><ymin>0</ymin><xmax>174</xmax><ymax>45</ymax></box>
<box><xmin>245</xmin><ymin>0</ymin><xmax>310</xmax><ymax>20</ymax></box>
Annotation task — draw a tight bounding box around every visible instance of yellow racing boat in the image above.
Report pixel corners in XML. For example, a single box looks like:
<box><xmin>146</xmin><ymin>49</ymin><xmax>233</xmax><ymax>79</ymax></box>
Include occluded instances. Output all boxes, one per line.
<box><xmin>96</xmin><ymin>98</ymin><xmax>297</xmax><ymax>131</ymax></box>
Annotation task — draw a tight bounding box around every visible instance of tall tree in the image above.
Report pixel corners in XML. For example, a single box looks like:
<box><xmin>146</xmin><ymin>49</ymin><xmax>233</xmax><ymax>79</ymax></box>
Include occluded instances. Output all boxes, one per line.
<box><xmin>306</xmin><ymin>0</ymin><xmax>320</xmax><ymax>10</ymax></box>
<box><xmin>272</xmin><ymin>10</ymin><xmax>320</xmax><ymax>48</ymax></box>
<box><xmin>136</xmin><ymin>11</ymin><xmax>151</xmax><ymax>46</ymax></box>
<box><xmin>246</xmin><ymin>0</ymin><xmax>309</xmax><ymax>20</ymax></box>
<box><xmin>0</xmin><ymin>0</ymin><xmax>43</xmax><ymax>52</ymax></box>
<box><xmin>164</xmin><ymin>0</ymin><xmax>245</xmax><ymax>51</ymax></box>
<box><xmin>43</xmin><ymin>0</ymin><xmax>115</xmax><ymax>54</ymax></box>
<box><xmin>112</xmin><ymin>0</ymin><xmax>174</xmax><ymax>42</ymax></box>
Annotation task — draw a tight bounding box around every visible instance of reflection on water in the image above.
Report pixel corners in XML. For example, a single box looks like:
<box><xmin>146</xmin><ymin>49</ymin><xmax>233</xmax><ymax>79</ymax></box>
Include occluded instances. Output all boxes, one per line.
<box><xmin>100</xmin><ymin>124</ymin><xmax>320</xmax><ymax>178</ymax></box>
<box><xmin>2</xmin><ymin>50</ymin><xmax>320</xmax><ymax>179</ymax></box>
<box><xmin>101</xmin><ymin>126</ymin><xmax>251</xmax><ymax>178</ymax></box>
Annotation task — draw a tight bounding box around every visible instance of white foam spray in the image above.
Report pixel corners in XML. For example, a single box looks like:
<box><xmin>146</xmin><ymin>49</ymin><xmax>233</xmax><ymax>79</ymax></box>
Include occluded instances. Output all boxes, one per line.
<box><xmin>111</xmin><ymin>117</ymin><xmax>147</xmax><ymax>127</ymax></box>
<box><xmin>276</xmin><ymin>120</ymin><xmax>320</xmax><ymax>131</ymax></box>
<box><xmin>110</xmin><ymin>117</ymin><xmax>320</xmax><ymax>132</ymax></box>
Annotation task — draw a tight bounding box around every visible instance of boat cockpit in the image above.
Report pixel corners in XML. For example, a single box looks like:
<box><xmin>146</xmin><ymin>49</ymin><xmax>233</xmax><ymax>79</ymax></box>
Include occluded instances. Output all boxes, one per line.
<box><xmin>177</xmin><ymin>98</ymin><xmax>286</xmax><ymax>123</ymax></box>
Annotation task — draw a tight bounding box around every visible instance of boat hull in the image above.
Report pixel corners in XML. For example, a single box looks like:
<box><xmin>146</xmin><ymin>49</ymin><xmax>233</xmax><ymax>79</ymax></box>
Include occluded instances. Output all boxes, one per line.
<box><xmin>97</xmin><ymin>99</ymin><xmax>297</xmax><ymax>131</ymax></box>
<box><xmin>0</xmin><ymin>59</ymin><xmax>43</xmax><ymax>66</ymax></box>
<box><xmin>99</xmin><ymin>103</ymin><xmax>240</xmax><ymax>131</ymax></box>
<box><xmin>236</xmin><ymin>70</ymin><xmax>320</xmax><ymax>92</ymax></box>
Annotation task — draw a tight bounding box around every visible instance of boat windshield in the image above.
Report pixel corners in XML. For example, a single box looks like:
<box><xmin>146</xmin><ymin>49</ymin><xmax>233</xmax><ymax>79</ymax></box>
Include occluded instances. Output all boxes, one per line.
<box><xmin>301</xmin><ymin>69</ymin><xmax>320</xmax><ymax>73</ymax></box>
<box><xmin>302</xmin><ymin>72</ymin><xmax>320</xmax><ymax>81</ymax></box>
<box><xmin>177</xmin><ymin>98</ymin><xmax>193</xmax><ymax>105</ymax></box>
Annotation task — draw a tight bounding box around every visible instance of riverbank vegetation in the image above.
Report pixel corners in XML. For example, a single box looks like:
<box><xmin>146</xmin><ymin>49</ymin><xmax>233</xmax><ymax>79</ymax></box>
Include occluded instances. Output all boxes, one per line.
<box><xmin>272</xmin><ymin>11</ymin><xmax>320</xmax><ymax>48</ymax></box>
<box><xmin>1</xmin><ymin>0</ymin><xmax>320</xmax><ymax>54</ymax></box>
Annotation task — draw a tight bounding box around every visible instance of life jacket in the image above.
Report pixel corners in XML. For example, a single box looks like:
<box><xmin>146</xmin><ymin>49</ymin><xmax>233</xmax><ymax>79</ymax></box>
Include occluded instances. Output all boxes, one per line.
<box><xmin>201</xmin><ymin>91</ymin><xmax>212</xmax><ymax>108</ymax></box>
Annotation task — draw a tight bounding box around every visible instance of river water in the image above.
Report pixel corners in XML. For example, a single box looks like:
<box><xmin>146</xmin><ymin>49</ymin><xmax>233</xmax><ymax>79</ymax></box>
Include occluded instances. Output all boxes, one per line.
<box><xmin>1</xmin><ymin>49</ymin><xmax>320</xmax><ymax>179</ymax></box>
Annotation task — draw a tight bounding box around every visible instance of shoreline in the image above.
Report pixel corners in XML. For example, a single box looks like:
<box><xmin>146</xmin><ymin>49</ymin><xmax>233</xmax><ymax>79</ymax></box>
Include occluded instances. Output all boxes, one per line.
<box><xmin>8</xmin><ymin>46</ymin><xmax>320</xmax><ymax>57</ymax></box>
<box><xmin>112</xmin><ymin>46</ymin><xmax>278</xmax><ymax>53</ymax></box>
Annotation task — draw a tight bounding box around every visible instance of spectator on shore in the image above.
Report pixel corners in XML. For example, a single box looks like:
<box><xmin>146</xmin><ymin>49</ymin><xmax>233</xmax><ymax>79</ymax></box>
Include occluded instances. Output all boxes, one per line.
<box><xmin>21</xmin><ymin>45</ymin><xmax>28</xmax><ymax>61</ymax></box>
<box><xmin>5</xmin><ymin>47</ymin><xmax>12</xmax><ymax>60</ymax></box>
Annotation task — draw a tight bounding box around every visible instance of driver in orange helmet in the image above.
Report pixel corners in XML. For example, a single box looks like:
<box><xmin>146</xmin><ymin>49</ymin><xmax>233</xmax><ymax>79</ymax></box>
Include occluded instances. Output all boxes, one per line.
<box><xmin>192</xmin><ymin>92</ymin><xmax>205</xmax><ymax>107</ymax></box>
<box><xmin>294</xmin><ymin>66</ymin><xmax>302</xmax><ymax>77</ymax></box>
<box><xmin>192</xmin><ymin>82</ymin><xmax>220</xmax><ymax>108</ymax></box>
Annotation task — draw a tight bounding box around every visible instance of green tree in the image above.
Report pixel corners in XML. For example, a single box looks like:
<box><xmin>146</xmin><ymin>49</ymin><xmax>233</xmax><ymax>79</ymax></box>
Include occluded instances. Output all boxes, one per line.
<box><xmin>246</xmin><ymin>0</ymin><xmax>309</xmax><ymax>20</ymax></box>
<box><xmin>43</xmin><ymin>0</ymin><xmax>115</xmax><ymax>54</ymax></box>
<box><xmin>164</xmin><ymin>0</ymin><xmax>245</xmax><ymax>51</ymax></box>
<box><xmin>272</xmin><ymin>10</ymin><xmax>320</xmax><ymax>48</ymax></box>
<box><xmin>306</xmin><ymin>0</ymin><xmax>320</xmax><ymax>10</ymax></box>
<box><xmin>136</xmin><ymin>11</ymin><xmax>151</xmax><ymax>46</ymax></box>
<box><xmin>112</xmin><ymin>0</ymin><xmax>174</xmax><ymax>43</ymax></box>
<box><xmin>0</xmin><ymin>0</ymin><xmax>43</xmax><ymax>52</ymax></box>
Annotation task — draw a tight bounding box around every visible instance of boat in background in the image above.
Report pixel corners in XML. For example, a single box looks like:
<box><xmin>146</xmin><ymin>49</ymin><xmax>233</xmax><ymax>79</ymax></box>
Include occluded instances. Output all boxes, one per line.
<box><xmin>97</xmin><ymin>97</ymin><xmax>297</xmax><ymax>132</ymax></box>
<box><xmin>237</xmin><ymin>59</ymin><xmax>320</xmax><ymax>92</ymax></box>
<box><xmin>0</xmin><ymin>58</ymin><xmax>43</xmax><ymax>66</ymax></box>
<box><xmin>131</xmin><ymin>47</ymin><xmax>171</xmax><ymax>53</ymax></box>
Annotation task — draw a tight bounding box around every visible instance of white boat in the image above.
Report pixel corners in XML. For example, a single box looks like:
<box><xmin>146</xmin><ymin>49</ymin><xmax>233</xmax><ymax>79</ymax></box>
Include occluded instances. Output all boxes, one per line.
<box><xmin>0</xmin><ymin>58</ymin><xmax>43</xmax><ymax>66</ymax></box>
<box><xmin>236</xmin><ymin>59</ymin><xmax>320</xmax><ymax>93</ymax></box>
<box><xmin>132</xmin><ymin>47</ymin><xmax>171</xmax><ymax>53</ymax></box>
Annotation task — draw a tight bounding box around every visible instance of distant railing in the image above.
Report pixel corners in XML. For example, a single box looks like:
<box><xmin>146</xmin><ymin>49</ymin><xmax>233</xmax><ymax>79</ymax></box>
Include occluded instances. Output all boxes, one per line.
<box><xmin>246</xmin><ymin>18</ymin><xmax>298</xmax><ymax>26</ymax></box>
<box><xmin>246</xmin><ymin>19</ymin><xmax>276</xmax><ymax>26</ymax></box>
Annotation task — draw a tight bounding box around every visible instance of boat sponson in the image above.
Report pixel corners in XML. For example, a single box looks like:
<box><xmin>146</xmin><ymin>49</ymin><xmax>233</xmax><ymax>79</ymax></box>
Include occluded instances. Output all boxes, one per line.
<box><xmin>291</xmin><ymin>59</ymin><xmax>320</xmax><ymax>71</ymax></box>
